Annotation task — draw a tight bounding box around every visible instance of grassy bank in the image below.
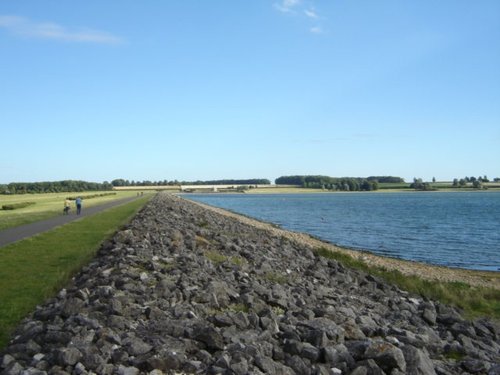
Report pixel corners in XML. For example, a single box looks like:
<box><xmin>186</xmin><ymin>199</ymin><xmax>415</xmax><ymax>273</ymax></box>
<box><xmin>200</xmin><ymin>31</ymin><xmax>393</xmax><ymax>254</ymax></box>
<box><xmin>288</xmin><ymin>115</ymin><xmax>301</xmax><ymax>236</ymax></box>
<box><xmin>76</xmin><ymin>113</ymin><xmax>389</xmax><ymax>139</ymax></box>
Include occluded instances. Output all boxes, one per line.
<box><xmin>0</xmin><ymin>195</ymin><xmax>151</xmax><ymax>348</ymax></box>
<box><xmin>0</xmin><ymin>191</ymin><xmax>138</xmax><ymax>231</ymax></box>
<box><xmin>315</xmin><ymin>247</ymin><xmax>500</xmax><ymax>320</ymax></box>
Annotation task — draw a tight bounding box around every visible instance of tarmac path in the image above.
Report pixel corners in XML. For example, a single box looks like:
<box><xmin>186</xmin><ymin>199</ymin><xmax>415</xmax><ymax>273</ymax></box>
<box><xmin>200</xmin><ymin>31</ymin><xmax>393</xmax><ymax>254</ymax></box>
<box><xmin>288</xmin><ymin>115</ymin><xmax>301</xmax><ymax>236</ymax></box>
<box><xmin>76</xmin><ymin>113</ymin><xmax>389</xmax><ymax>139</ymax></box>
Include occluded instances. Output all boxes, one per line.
<box><xmin>0</xmin><ymin>195</ymin><xmax>142</xmax><ymax>248</ymax></box>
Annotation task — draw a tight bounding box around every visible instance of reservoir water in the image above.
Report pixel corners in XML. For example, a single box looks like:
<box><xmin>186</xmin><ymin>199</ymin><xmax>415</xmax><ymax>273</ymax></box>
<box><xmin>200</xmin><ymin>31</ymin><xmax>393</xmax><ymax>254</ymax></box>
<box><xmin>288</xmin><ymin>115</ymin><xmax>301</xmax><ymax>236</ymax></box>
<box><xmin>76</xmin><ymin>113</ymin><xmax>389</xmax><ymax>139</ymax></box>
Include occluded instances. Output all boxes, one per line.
<box><xmin>185</xmin><ymin>191</ymin><xmax>500</xmax><ymax>271</ymax></box>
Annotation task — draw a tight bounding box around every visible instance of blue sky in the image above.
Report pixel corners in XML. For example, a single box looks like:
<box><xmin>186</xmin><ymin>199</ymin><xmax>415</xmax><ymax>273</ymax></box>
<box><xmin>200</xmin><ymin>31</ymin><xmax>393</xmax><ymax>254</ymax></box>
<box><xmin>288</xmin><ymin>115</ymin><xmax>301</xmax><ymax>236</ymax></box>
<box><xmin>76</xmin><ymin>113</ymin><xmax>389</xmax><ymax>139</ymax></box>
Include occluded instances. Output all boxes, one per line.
<box><xmin>1</xmin><ymin>1</ymin><xmax>499</xmax><ymax>184</ymax></box>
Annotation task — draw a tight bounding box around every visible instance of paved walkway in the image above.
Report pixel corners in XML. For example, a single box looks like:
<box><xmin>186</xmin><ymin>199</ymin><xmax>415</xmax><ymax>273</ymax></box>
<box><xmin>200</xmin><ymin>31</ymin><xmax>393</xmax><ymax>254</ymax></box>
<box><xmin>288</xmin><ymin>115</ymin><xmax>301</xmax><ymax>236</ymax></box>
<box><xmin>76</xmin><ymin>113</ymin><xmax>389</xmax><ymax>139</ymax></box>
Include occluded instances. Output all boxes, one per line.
<box><xmin>0</xmin><ymin>196</ymin><xmax>142</xmax><ymax>248</ymax></box>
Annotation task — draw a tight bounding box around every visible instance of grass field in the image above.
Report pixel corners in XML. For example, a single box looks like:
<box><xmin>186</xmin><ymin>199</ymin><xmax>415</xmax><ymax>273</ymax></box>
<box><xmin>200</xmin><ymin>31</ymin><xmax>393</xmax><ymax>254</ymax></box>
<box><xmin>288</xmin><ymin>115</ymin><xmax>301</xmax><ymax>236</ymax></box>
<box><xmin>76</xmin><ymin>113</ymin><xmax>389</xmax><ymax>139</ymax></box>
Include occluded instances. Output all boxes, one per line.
<box><xmin>0</xmin><ymin>191</ymin><xmax>139</xmax><ymax>230</ymax></box>
<box><xmin>0</xmin><ymin>195</ymin><xmax>151</xmax><ymax>349</ymax></box>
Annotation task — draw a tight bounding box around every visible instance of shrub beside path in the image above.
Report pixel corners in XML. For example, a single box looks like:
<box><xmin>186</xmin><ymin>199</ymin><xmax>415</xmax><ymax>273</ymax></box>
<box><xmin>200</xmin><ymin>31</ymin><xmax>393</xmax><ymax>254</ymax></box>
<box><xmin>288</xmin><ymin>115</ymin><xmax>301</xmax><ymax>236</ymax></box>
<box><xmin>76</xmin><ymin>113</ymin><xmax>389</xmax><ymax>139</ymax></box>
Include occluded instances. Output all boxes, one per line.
<box><xmin>0</xmin><ymin>196</ymin><xmax>141</xmax><ymax>248</ymax></box>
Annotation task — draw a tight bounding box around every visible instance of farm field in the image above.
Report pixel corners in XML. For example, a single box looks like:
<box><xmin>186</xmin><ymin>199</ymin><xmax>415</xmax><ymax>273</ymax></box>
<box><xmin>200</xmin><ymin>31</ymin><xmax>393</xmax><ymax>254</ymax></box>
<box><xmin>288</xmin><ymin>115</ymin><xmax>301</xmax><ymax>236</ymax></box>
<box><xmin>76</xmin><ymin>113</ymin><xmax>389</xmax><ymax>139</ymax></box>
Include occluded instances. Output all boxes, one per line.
<box><xmin>0</xmin><ymin>191</ymin><xmax>139</xmax><ymax>231</ymax></box>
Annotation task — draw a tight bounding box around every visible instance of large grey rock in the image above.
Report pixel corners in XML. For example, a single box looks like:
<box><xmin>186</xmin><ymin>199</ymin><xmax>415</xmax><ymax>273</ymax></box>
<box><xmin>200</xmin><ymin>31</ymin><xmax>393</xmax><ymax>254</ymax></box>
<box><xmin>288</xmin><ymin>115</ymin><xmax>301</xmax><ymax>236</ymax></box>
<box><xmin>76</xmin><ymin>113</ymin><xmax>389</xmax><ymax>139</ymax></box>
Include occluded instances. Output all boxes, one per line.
<box><xmin>56</xmin><ymin>347</ymin><xmax>82</xmax><ymax>366</ymax></box>
<box><xmin>124</xmin><ymin>337</ymin><xmax>153</xmax><ymax>356</ymax></box>
<box><xmin>364</xmin><ymin>341</ymin><xmax>406</xmax><ymax>373</ymax></box>
<box><xmin>193</xmin><ymin>325</ymin><xmax>225</xmax><ymax>351</ymax></box>
<box><xmin>461</xmin><ymin>358</ymin><xmax>491</xmax><ymax>374</ymax></box>
<box><xmin>298</xmin><ymin>318</ymin><xmax>345</xmax><ymax>344</ymax></box>
<box><xmin>402</xmin><ymin>345</ymin><xmax>436</xmax><ymax>375</ymax></box>
<box><xmin>2</xmin><ymin>361</ymin><xmax>23</xmax><ymax>375</ymax></box>
<box><xmin>255</xmin><ymin>355</ymin><xmax>276</xmax><ymax>374</ymax></box>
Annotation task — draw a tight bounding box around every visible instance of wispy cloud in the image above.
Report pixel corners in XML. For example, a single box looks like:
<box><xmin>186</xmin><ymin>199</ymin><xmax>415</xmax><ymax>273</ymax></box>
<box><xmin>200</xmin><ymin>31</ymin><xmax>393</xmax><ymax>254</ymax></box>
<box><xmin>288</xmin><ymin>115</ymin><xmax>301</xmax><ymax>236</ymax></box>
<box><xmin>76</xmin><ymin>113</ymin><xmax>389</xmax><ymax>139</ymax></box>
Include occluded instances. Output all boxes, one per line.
<box><xmin>304</xmin><ymin>9</ymin><xmax>319</xmax><ymax>19</ymax></box>
<box><xmin>274</xmin><ymin>2</ymin><xmax>325</xmax><ymax>34</ymax></box>
<box><xmin>274</xmin><ymin>0</ymin><xmax>301</xmax><ymax>14</ymax></box>
<box><xmin>0</xmin><ymin>15</ymin><xmax>123</xmax><ymax>44</ymax></box>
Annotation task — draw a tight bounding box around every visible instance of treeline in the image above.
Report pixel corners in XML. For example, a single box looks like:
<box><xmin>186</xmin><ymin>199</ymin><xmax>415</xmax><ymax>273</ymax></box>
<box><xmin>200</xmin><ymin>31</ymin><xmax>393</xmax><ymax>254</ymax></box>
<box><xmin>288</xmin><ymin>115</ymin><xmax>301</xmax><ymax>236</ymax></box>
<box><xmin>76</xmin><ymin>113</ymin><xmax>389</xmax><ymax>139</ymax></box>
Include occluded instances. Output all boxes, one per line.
<box><xmin>366</xmin><ymin>176</ymin><xmax>405</xmax><ymax>183</ymax></box>
<box><xmin>0</xmin><ymin>180</ymin><xmax>113</xmax><ymax>194</ymax></box>
<box><xmin>452</xmin><ymin>175</ymin><xmax>493</xmax><ymax>189</ymax></box>
<box><xmin>274</xmin><ymin>175</ymin><xmax>394</xmax><ymax>191</ymax></box>
<box><xmin>111</xmin><ymin>179</ymin><xmax>271</xmax><ymax>187</ymax></box>
<box><xmin>409</xmin><ymin>178</ymin><xmax>435</xmax><ymax>191</ymax></box>
<box><xmin>409</xmin><ymin>175</ymin><xmax>498</xmax><ymax>191</ymax></box>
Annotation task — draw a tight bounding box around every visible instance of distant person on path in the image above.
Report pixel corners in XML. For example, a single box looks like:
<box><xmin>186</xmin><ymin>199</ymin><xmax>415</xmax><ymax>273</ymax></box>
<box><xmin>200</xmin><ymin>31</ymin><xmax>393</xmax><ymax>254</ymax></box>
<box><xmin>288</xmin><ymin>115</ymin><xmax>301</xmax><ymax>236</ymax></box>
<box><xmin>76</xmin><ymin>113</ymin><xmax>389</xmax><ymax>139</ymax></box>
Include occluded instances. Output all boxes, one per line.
<box><xmin>75</xmin><ymin>197</ymin><xmax>82</xmax><ymax>215</ymax></box>
<box><xmin>63</xmin><ymin>199</ymin><xmax>71</xmax><ymax>215</ymax></box>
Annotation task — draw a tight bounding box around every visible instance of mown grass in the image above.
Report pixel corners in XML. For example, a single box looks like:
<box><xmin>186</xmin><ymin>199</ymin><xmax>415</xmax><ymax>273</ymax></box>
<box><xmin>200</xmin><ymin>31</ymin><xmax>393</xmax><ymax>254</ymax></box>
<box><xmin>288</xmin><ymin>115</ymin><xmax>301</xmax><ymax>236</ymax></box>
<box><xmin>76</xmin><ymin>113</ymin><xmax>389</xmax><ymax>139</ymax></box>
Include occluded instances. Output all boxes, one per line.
<box><xmin>0</xmin><ymin>195</ymin><xmax>151</xmax><ymax>349</ymax></box>
<box><xmin>0</xmin><ymin>191</ymin><xmax>138</xmax><ymax>230</ymax></box>
<box><xmin>314</xmin><ymin>247</ymin><xmax>500</xmax><ymax>320</ymax></box>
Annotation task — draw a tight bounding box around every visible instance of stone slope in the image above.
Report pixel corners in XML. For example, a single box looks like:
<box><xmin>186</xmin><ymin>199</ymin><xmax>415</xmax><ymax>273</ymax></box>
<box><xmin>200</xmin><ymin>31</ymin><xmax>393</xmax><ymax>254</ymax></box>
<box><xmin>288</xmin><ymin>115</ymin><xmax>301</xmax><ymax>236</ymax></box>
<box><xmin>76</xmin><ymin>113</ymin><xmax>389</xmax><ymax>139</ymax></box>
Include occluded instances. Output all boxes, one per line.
<box><xmin>1</xmin><ymin>193</ymin><xmax>499</xmax><ymax>375</ymax></box>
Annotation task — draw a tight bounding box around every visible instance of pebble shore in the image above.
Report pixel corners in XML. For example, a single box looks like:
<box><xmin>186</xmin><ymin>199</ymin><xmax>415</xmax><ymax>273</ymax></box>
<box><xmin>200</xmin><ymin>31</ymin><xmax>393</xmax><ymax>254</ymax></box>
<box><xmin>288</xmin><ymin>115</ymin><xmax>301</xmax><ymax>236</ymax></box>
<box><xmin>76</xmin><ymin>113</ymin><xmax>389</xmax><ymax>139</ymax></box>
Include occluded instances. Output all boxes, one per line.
<box><xmin>1</xmin><ymin>193</ymin><xmax>499</xmax><ymax>375</ymax></box>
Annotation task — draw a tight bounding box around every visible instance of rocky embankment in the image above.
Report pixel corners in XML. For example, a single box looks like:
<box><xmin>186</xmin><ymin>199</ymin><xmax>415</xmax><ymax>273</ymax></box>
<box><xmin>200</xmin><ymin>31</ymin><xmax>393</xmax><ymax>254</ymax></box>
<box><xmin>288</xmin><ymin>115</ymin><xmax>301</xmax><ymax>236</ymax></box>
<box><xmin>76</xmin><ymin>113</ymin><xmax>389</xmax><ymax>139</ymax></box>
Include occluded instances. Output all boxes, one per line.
<box><xmin>1</xmin><ymin>193</ymin><xmax>499</xmax><ymax>375</ymax></box>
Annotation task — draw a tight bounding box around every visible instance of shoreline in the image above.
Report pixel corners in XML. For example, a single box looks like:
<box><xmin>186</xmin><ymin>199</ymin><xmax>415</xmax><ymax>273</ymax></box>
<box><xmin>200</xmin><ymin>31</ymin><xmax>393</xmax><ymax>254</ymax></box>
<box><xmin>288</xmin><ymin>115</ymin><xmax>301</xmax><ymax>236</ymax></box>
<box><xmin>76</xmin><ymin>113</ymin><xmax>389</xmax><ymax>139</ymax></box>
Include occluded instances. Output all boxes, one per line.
<box><xmin>184</xmin><ymin>196</ymin><xmax>500</xmax><ymax>290</ymax></box>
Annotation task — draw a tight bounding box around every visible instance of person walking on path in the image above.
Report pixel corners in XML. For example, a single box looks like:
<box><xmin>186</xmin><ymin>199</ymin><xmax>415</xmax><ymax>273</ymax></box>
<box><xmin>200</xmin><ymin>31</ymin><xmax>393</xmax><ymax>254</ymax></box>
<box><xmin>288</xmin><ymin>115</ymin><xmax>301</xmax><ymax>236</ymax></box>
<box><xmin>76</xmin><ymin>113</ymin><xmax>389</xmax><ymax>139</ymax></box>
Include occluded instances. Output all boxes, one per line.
<box><xmin>75</xmin><ymin>197</ymin><xmax>82</xmax><ymax>215</ymax></box>
<box><xmin>63</xmin><ymin>199</ymin><xmax>71</xmax><ymax>215</ymax></box>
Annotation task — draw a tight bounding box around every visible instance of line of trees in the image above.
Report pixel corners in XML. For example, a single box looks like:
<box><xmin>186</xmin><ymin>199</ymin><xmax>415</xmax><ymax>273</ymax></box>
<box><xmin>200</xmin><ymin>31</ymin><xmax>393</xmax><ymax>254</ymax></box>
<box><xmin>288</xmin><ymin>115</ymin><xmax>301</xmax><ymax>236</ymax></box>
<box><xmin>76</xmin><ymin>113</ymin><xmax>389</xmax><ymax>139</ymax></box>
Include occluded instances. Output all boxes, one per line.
<box><xmin>274</xmin><ymin>175</ymin><xmax>383</xmax><ymax>191</ymax></box>
<box><xmin>409</xmin><ymin>178</ymin><xmax>435</xmax><ymax>191</ymax></box>
<box><xmin>452</xmin><ymin>175</ymin><xmax>492</xmax><ymax>189</ymax></box>
<box><xmin>0</xmin><ymin>180</ymin><xmax>113</xmax><ymax>194</ymax></box>
<box><xmin>409</xmin><ymin>175</ymin><xmax>497</xmax><ymax>190</ymax></box>
<box><xmin>110</xmin><ymin>179</ymin><xmax>271</xmax><ymax>187</ymax></box>
<box><xmin>366</xmin><ymin>176</ymin><xmax>405</xmax><ymax>183</ymax></box>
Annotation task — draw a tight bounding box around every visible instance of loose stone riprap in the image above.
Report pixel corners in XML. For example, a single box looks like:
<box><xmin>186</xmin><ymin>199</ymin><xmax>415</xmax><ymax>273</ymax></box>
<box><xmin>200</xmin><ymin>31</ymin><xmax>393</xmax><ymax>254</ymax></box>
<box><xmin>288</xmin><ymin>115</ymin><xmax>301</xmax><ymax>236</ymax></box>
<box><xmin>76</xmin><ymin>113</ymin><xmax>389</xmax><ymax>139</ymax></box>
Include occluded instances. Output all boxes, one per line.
<box><xmin>1</xmin><ymin>193</ymin><xmax>499</xmax><ymax>375</ymax></box>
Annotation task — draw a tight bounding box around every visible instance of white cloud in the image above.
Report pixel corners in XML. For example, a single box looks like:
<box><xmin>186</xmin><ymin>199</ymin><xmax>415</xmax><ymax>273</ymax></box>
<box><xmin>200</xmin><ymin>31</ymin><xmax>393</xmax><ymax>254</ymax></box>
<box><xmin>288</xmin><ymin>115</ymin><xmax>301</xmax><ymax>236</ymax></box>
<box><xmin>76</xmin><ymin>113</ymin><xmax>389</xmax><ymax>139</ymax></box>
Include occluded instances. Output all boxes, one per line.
<box><xmin>274</xmin><ymin>2</ymin><xmax>325</xmax><ymax>34</ymax></box>
<box><xmin>304</xmin><ymin>9</ymin><xmax>318</xmax><ymax>19</ymax></box>
<box><xmin>0</xmin><ymin>15</ymin><xmax>123</xmax><ymax>44</ymax></box>
<box><xmin>274</xmin><ymin>0</ymin><xmax>301</xmax><ymax>14</ymax></box>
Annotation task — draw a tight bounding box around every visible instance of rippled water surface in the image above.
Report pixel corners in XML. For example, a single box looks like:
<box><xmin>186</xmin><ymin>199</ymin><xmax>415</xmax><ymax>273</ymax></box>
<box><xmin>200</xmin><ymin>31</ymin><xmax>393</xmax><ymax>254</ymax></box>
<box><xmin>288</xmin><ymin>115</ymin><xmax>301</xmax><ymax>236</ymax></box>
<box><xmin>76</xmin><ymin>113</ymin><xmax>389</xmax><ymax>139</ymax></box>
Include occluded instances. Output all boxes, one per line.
<box><xmin>185</xmin><ymin>191</ymin><xmax>500</xmax><ymax>271</ymax></box>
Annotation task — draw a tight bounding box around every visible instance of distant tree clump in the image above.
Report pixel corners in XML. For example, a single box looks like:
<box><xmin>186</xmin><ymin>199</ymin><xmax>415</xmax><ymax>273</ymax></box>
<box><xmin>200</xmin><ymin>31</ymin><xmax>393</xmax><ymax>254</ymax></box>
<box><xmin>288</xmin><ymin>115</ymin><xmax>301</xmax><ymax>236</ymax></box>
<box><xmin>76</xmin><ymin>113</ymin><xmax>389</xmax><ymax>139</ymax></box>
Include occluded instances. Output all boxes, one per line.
<box><xmin>410</xmin><ymin>178</ymin><xmax>435</xmax><ymax>191</ymax></box>
<box><xmin>275</xmin><ymin>175</ymin><xmax>379</xmax><ymax>191</ymax></box>
<box><xmin>1</xmin><ymin>180</ymin><xmax>113</xmax><ymax>194</ymax></box>
<box><xmin>366</xmin><ymin>176</ymin><xmax>405</xmax><ymax>183</ymax></box>
<box><xmin>451</xmin><ymin>175</ymin><xmax>491</xmax><ymax>189</ymax></box>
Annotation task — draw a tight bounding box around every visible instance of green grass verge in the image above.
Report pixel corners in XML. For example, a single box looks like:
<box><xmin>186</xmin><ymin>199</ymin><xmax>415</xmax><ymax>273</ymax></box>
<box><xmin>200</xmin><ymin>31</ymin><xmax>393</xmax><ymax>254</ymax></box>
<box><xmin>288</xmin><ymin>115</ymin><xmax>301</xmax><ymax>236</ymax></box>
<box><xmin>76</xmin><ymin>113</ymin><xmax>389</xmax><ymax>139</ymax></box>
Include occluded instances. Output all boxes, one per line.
<box><xmin>0</xmin><ymin>195</ymin><xmax>151</xmax><ymax>349</ymax></box>
<box><xmin>314</xmin><ymin>247</ymin><xmax>500</xmax><ymax>320</ymax></box>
